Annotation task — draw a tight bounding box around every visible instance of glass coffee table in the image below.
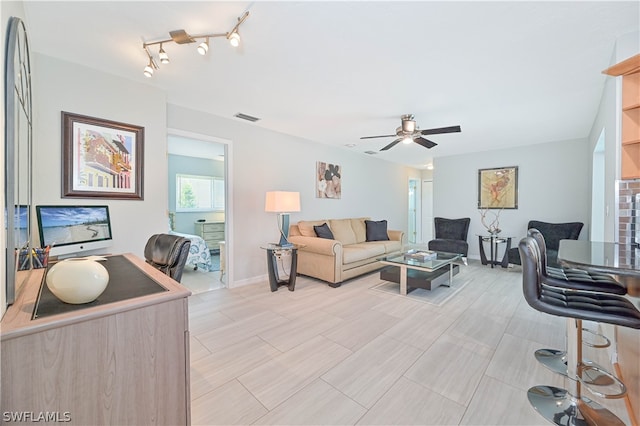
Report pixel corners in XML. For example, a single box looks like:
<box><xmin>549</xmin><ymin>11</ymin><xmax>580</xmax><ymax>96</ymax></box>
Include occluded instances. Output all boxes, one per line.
<box><xmin>378</xmin><ymin>249</ymin><xmax>464</xmax><ymax>295</ymax></box>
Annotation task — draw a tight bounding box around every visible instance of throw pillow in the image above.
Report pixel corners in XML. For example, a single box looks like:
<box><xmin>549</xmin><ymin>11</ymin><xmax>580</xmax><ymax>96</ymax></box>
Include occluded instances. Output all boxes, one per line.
<box><xmin>314</xmin><ymin>223</ymin><xmax>335</xmax><ymax>240</ymax></box>
<box><xmin>365</xmin><ymin>220</ymin><xmax>389</xmax><ymax>241</ymax></box>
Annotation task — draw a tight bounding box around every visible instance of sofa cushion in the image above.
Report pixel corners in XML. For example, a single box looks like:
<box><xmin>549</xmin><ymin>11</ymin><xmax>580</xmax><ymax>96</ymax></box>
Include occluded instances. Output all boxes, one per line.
<box><xmin>351</xmin><ymin>218</ymin><xmax>369</xmax><ymax>243</ymax></box>
<box><xmin>365</xmin><ymin>219</ymin><xmax>390</xmax><ymax>241</ymax></box>
<box><xmin>298</xmin><ymin>220</ymin><xmax>327</xmax><ymax>237</ymax></box>
<box><xmin>343</xmin><ymin>243</ymin><xmax>385</xmax><ymax>264</ymax></box>
<box><xmin>366</xmin><ymin>239</ymin><xmax>402</xmax><ymax>253</ymax></box>
<box><xmin>314</xmin><ymin>223</ymin><xmax>335</xmax><ymax>239</ymax></box>
<box><xmin>329</xmin><ymin>219</ymin><xmax>357</xmax><ymax>245</ymax></box>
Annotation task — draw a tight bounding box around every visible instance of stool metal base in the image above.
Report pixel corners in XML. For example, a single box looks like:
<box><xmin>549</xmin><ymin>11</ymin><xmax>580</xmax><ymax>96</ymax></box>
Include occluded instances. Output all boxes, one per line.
<box><xmin>534</xmin><ymin>349</ymin><xmax>626</xmax><ymax>399</ymax></box>
<box><xmin>527</xmin><ymin>385</ymin><xmax>625</xmax><ymax>426</ymax></box>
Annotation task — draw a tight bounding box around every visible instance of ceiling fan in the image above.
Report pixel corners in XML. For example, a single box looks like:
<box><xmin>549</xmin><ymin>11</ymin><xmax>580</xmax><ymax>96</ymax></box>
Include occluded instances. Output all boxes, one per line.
<box><xmin>360</xmin><ymin>114</ymin><xmax>461</xmax><ymax>151</ymax></box>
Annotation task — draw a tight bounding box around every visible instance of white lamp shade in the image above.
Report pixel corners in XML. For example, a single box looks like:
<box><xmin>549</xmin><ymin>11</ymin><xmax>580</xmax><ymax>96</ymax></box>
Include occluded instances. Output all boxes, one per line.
<box><xmin>265</xmin><ymin>191</ymin><xmax>301</xmax><ymax>213</ymax></box>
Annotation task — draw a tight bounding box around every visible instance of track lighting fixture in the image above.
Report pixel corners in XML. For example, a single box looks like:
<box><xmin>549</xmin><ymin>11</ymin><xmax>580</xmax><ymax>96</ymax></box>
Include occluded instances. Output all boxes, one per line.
<box><xmin>141</xmin><ymin>11</ymin><xmax>249</xmax><ymax>77</ymax></box>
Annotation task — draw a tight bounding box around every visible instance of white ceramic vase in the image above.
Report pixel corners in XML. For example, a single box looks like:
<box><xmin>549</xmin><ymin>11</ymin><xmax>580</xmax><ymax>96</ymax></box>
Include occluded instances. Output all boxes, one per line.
<box><xmin>46</xmin><ymin>258</ymin><xmax>109</xmax><ymax>304</ymax></box>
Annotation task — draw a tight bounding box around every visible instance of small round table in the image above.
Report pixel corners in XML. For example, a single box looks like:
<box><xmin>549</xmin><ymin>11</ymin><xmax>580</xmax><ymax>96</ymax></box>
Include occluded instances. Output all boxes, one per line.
<box><xmin>478</xmin><ymin>234</ymin><xmax>511</xmax><ymax>268</ymax></box>
<box><xmin>260</xmin><ymin>243</ymin><xmax>302</xmax><ymax>292</ymax></box>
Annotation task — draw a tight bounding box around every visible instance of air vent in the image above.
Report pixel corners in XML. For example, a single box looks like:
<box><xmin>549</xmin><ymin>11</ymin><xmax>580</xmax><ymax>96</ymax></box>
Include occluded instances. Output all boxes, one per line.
<box><xmin>364</xmin><ymin>151</ymin><xmax>378</xmax><ymax>155</ymax></box>
<box><xmin>234</xmin><ymin>112</ymin><xmax>260</xmax><ymax>122</ymax></box>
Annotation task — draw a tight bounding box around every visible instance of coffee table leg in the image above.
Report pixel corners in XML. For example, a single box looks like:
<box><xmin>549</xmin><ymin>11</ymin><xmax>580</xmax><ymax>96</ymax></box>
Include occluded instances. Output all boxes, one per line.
<box><xmin>400</xmin><ymin>265</ymin><xmax>407</xmax><ymax>295</ymax></box>
<box><xmin>445</xmin><ymin>263</ymin><xmax>453</xmax><ymax>287</ymax></box>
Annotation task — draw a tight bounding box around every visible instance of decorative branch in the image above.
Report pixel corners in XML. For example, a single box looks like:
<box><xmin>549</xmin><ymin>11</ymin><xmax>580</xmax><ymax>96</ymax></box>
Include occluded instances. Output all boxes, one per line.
<box><xmin>479</xmin><ymin>208</ymin><xmax>503</xmax><ymax>234</ymax></box>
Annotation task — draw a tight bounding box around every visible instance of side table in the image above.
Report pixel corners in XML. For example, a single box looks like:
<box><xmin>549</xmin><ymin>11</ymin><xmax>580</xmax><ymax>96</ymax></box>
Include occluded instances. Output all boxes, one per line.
<box><xmin>478</xmin><ymin>235</ymin><xmax>511</xmax><ymax>268</ymax></box>
<box><xmin>260</xmin><ymin>244</ymin><xmax>301</xmax><ymax>291</ymax></box>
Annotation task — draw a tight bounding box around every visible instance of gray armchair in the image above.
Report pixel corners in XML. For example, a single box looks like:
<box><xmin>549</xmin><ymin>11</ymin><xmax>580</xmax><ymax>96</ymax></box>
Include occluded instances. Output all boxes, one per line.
<box><xmin>428</xmin><ymin>217</ymin><xmax>470</xmax><ymax>256</ymax></box>
<box><xmin>508</xmin><ymin>220</ymin><xmax>583</xmax><ymax>268</ymax></box>
<box><xmin>144</xmin><ymin>233</ymin><xmax>191</xmax><ymax>283</ymax></box>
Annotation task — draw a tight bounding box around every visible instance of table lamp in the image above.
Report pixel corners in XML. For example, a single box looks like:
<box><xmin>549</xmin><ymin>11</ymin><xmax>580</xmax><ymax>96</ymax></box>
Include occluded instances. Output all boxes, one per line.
<box><xmin>265</xmin><ymin>191</ymin><xmax>301</xmax><ymax>247</ymax></box>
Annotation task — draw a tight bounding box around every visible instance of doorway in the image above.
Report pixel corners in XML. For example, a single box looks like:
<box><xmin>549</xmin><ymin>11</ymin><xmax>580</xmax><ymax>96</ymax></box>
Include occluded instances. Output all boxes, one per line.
<box><xmin>167</xmin><ymin>129</ymin><xmax>232</xmax><ymax>293</ymax></box>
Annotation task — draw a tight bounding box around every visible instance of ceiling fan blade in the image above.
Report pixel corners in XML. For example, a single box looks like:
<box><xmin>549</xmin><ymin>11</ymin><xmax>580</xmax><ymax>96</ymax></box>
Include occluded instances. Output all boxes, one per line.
<box><xmin>413</xmin><ymin>136</ymin><xmax>437</xmax><ymax>149</ymax></box>
<box><xmin>360</xmin><ymin>134</ymin><xmax>396</xmax><ymax>140</ymax></box>
<box><xmin>380</xmin><ymin>138</ymin><xmax>403</xmax><ymax>151</ymax></box>
<box><xmin>420</xmin><ymin>125</ymin><xmax>461</xmax><ymax>136</ymax></box>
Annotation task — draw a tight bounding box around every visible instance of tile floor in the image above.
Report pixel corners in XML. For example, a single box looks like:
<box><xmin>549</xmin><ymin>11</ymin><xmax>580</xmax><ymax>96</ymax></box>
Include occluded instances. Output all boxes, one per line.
<box><xmin>181</xmin><ymin>259</ymin><xmax>225</xmax><ymax>294</ymax></box>
<box><xmin>187</xmin><ymin>260</ymin><xmax>631</xmax><ymax>425</ymax></box>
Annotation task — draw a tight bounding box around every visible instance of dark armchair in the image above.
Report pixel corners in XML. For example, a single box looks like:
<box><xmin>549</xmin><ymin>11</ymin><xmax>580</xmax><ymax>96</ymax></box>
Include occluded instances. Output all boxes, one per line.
<box><xmin>428</xmin><ymin>217</ymin><xmax>471</xmax><ymax>257</ymax></box>
<box><xmin>508</xmin><ymin>220</ymin><xmax>583</xmax><ymax>268</ymax></box>
<box><xmin>144</xmin><ymin>233</ymin><xmax>191</xmax><ymax>283</ymax></box>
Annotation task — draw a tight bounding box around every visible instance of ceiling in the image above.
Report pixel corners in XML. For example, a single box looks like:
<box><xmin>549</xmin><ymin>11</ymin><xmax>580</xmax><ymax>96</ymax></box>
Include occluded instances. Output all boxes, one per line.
<box><xmin>22</xmin><ymin>1</ymin><xmax>639</xmax><ymax>169</ymax></box>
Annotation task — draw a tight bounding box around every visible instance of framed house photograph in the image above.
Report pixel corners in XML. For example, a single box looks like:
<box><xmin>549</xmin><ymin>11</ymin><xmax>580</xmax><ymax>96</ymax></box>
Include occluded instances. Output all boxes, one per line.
<box><xmin>62</xmin><ymin>112</ymin><xmax>144</xmax><ymax>199</ymax></box>
<box><xmin>478</xmin><ymin>166</ymin><xmax>518</xmax><ymax>209</ymax></box>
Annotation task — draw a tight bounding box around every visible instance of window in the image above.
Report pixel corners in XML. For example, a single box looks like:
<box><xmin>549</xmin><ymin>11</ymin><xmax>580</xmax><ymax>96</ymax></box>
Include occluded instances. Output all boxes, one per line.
<box><xmin>176</xmin><ymin>174</ymin><xmax>224</xmax><ymax>212</ymax></box>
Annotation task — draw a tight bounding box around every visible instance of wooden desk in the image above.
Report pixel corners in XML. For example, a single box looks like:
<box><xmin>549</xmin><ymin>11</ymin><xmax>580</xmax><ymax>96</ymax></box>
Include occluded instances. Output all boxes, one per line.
<box><xmin>1</xmin><ymin>253</ymin><xmax>192</xmax><ymax>425</ymax></box>
<box><xmin>558</xmin><ymin>240</ymin><xmax>640</xmax><ymax>424</ymax></box>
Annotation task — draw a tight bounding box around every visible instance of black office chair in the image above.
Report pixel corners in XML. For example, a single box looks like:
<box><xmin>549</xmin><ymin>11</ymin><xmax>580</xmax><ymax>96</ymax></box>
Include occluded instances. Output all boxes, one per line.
<box><xmin>144</xmin><ymin>233</ymin><xmax>191</xmax><ymax>283</ymax></box>
<box><xmin>519</xmin><ymin>236</ymin><xmax>640</xmax><ymax>426</ymax></box>
<box><xmin>428</xmin><ymin>217</ymin><xmax>470</xmax><ymax>257</ymax></box>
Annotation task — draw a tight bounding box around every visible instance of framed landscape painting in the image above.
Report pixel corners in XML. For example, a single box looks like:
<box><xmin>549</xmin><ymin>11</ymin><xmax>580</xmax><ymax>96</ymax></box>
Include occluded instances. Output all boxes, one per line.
<box><xmin>62</xmin><ymin>112</ymin><xmax>144</xmax><ymax>199</ymax></box>
<box><xmin>478</xmin><ymin>166</ymin><xmax>518</xmax><ymax>209</ymax></box>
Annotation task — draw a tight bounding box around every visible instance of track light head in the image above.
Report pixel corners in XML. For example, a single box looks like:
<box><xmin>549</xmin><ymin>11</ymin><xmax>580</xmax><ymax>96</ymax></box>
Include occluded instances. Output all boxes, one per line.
<box><xmin>228</xmin><ymin>31</ymin><xmax>240</xmax><ymax>47</ymax></box>
<box><xmin>197</xmin><ymin>38</ymin><xmax>209</xmax><ymax>55</ymax></box>
<box><xmin>159</xmin><ymin>44</ymin><xmax>169</xmax><ymax>64</ymax></box>
<box><xmin>143</xmin><ymin>63</ymin><xmax>154</xmax><ymax>77</ymax></box>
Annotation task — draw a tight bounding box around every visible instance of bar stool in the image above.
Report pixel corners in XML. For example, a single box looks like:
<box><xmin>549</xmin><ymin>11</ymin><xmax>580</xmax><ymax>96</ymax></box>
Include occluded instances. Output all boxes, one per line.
<box><xmin>519</xmin><ymin>236</ymin><xmax>640</xmax><ymax>426</ymax></box>
<box><xmin>527</xmin><ymin>229</ymin><xmax>626</xmax><ymax>381</ymax></box>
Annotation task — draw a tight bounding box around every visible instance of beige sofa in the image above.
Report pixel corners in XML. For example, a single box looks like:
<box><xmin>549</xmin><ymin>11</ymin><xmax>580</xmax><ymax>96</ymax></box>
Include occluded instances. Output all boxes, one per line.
<box><xmin>288</xmin><ymin>217</ymin><xmax>404</xmax><ymax>287</ymax></box>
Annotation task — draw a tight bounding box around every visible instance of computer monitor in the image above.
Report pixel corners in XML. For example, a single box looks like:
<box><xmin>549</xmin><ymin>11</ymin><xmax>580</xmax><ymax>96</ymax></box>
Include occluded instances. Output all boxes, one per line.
<box><xmin>36</xmin><ymin>205</ymin><xmax>113</xmax><ymax>258</ymax></box>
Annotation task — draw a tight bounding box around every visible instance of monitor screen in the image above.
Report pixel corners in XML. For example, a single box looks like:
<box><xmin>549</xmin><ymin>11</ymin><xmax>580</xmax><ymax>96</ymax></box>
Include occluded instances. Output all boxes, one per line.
<box><xmin>36</xmin><ymin>205</ymin><xmax>113</xmax><ymax>258</ymax></box>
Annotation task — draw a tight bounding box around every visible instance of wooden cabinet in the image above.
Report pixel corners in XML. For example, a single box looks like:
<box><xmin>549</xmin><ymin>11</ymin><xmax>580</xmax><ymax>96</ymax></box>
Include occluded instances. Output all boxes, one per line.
<box><xmin>604</xmin><ymin>54</ymin><xmax>640</xmax><ymax>179</ymax></box>
<box><xmin>194</xmin><ymin>221</ymin><xmax>225</xmax><ymax>250</ymax></box>
<box><xmin>1</xmin><ymin>254</ymin><xmax>191</xmax><ymax>425</ymax></box>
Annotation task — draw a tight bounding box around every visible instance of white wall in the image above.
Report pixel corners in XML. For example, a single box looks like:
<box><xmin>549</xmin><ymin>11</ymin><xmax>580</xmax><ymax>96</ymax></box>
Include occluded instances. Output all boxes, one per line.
<box><xmin>588</xmin><ymin>76</ymin><xmax>618</xmax><ymax>242</ymax></box>
<box><xmin>24</xmin><ymin>52</ymin><xmax>417</xmax><ymax>287</ymax></box>
<box><xmin>32</xmin><ymin>53</ymin><xmax>168</xmax><ymax>259</ymax></box>
<box><xmin>433</xmin><ymin>138</ymin><xmax>590</xmax><ymax>260</ymax></box>
<box><xmin>167</xmin><ymin>104</ymin><xmax>418</xmax><ymax>283</ymax></box>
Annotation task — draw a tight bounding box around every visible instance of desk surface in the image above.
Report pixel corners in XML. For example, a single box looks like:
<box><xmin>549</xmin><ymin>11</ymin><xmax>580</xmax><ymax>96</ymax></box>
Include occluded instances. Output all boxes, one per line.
<box><xmin>1</xmin><ymin>253</ymin><xmax>191</xmax><ymax>341</ymax></box>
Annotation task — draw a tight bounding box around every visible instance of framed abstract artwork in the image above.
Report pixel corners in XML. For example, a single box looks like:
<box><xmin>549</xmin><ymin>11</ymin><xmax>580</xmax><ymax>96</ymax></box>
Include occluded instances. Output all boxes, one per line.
<box><xmin>316</xmin><ymin>161</ymin><xmax>341</xmax><ymax>199</ymax></box>
<box><xmin>62</xmin><ymin>112</ymin><xmax>144</xmax><ymax>199</ymax></box>
<box><xmin>478</xmin><ymin>166</ymin><xmax>518</xmax><ymax>209</ymax></box>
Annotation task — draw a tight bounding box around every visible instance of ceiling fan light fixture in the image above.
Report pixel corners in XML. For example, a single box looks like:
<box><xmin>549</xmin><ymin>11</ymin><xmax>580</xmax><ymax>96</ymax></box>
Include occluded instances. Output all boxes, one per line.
<box><xmin>197</xmin><ymin>38</ymin><xmax>209</xmax><ymax>55</ymax></box>
<box><xmin>360</xmin><ymin>114</ymin><xmax>462</xmax><ymax>152</ymax></box>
